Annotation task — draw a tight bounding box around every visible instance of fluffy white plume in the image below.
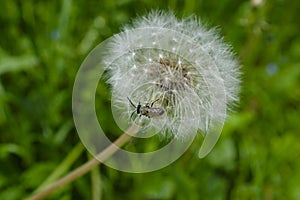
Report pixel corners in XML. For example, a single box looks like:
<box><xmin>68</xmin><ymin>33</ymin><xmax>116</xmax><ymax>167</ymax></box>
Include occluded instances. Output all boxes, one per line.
<box><xmin>104</xmin><ymin>11</ymin><xmax>241</xmax><ymax>142</ymax></box>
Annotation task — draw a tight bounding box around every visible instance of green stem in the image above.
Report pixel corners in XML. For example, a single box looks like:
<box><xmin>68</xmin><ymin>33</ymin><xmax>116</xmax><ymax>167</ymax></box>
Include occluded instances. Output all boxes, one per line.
<box><xmin>90</xmin><ymin>152</ymin><xmax>101</xmax><ymax>200</ymax></box>
<box><xmin>34</xmin><ymin>142</ymin><xmax>84</xmax><ymax>193</ymax></box>
<box><xmin>26</xmin><ymin>124</ymin><xmax>139</xmax><ymax>200</ymax></box>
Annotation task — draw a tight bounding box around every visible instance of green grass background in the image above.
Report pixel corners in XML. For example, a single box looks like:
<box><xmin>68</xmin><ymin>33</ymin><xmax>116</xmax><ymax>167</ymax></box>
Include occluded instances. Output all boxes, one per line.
<box><xmin>1</xmin><ymin>0</ymin><xmax>300</xmax><ymax>199</ymax></box>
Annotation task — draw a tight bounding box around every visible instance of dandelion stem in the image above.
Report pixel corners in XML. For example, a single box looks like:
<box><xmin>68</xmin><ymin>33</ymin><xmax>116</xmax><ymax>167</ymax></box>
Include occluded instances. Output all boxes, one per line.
<box><xmin>26</xmin><ymin>124</ymin><xmax>139</xmax><ymax>200</ymax></box>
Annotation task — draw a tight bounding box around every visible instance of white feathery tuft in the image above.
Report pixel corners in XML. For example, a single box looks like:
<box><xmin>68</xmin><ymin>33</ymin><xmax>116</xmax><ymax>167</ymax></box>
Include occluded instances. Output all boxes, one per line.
<box><xmin>104</xmin><ymin>11</ymin><xmax>241</xmax><ymax>140</ymax></box>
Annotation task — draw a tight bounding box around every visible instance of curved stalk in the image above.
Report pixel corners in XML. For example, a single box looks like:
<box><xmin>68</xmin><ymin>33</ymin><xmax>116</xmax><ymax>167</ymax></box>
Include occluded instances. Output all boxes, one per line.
<box><xmin>26</xmin><ymin>124</ymin><xmax>138</xmax><ymax>200</ymax></box>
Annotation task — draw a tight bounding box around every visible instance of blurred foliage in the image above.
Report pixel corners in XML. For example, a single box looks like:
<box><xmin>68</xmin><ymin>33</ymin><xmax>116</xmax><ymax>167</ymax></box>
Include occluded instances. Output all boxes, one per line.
<box><xmin>1</xmin><ymin>0</ymin><xmax>300</xmax><ymax>199</ymax></box>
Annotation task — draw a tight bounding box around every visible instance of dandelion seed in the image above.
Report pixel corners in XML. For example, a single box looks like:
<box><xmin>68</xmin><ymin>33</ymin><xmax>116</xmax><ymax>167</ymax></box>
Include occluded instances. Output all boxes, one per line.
<box><xmin>105</xmin><ymin>11</ymin><xmax>241</xmax><ymax>157</ymax></box>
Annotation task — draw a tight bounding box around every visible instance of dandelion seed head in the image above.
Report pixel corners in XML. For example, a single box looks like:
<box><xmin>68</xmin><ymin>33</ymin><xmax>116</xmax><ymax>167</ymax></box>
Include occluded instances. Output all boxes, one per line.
<box><xmin>105</xmin><ymin>11</ymin><xmax>241</xmax><ymax>140</ymax></box>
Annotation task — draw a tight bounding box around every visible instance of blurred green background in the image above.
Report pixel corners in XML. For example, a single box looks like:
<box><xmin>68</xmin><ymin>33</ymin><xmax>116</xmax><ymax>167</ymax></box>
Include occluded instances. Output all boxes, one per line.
<box><xmin>1</xmin><ymin>0</ymin><xmax>300</xmax><ymax>199</ymax></box>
